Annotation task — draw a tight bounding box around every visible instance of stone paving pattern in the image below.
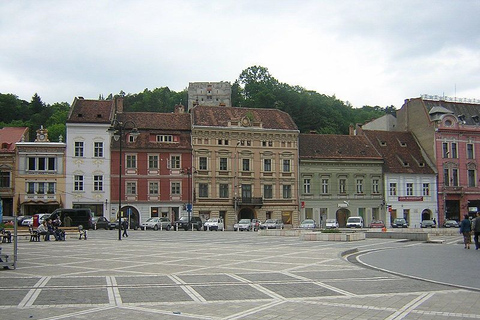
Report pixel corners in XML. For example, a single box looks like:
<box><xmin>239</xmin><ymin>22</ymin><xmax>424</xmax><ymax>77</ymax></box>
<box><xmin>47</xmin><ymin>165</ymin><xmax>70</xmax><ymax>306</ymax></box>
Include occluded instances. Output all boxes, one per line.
<box><xmin>0</xmin><ymin>230</ymin><xmax>479</xmax><ymax>319</ymax></box>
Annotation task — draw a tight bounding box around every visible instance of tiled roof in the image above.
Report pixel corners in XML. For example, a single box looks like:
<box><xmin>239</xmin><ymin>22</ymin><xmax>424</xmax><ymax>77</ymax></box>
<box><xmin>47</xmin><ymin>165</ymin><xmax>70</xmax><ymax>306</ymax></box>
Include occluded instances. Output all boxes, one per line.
<box><xmin>0</xmin><ymin>127</ymin><xmax>28</xmax><ymax>152</ymax></box>
<box><xmin>299</xmin><ymin>134</ymin><xmax>382</xmax><ymax>160</ymax></box>
<box><xmin>191</xmin><ymin>105</ymin><xmax>298</xmax><ymax>131</ymax></box>
<box><xmin>362</xmin><ymin>130</ymin><xmax>435</xmax><ymax>174</ymax></box>
<box><xmin>67</xmin><ymin>98</ymin><xmax>114</xmax><ymax>124</ymax></box>
<box><xmin>421</xmin><ymin>98</ymin><xmax>480</xmax><ymax>125</ymax></box>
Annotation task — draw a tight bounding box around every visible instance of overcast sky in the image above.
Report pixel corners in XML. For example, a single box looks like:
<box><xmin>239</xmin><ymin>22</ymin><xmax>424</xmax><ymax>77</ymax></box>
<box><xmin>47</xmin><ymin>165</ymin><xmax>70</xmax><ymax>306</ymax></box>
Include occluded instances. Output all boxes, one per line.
<box><xmin>1</xmin><ymin>0</ymin><xmax>479</xmax><ymax>108</ymax></box>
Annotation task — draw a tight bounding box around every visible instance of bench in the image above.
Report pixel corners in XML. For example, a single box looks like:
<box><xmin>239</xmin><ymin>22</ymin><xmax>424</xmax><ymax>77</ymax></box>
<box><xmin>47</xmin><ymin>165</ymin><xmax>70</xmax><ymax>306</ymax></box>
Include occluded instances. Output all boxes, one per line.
<box><xmin>29</xmin><ymin>226</ymin><xmax>41</xmax><ymax>242</ymax></box>
<box><xmin>59</xmin><ymin>226</ymin><xmax>87</xmax><ymax>240</ymax></box>
<box><xmin>0</xmin><ymin>248</ymin><xmax>14</xmax><ymax>270</ymax></box>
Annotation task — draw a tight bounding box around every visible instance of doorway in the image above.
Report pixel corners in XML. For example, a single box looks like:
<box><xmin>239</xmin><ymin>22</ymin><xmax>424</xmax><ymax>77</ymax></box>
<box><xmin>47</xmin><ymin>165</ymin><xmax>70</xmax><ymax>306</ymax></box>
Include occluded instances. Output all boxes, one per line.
<box><xmin>336</xmin><ymin>209</ymin><xmax>350</xmax><ymax>227</ymax></box>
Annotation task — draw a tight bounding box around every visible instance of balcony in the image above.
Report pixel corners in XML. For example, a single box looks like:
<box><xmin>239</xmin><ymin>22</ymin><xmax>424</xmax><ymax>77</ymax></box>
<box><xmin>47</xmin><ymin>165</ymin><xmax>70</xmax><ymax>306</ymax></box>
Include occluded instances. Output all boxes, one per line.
<box><xmin>235</xmin><ymin>197</ymin><xmax>263</xmax><ymax>207</ymax></box>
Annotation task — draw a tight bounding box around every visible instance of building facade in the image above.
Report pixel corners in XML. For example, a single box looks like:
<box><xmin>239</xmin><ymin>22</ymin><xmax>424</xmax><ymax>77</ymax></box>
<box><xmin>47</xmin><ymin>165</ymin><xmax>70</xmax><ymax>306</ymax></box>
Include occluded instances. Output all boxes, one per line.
<box><xmin>188</xmin><ymin>82</ymin><xmax>232</xmax><ymax>110</ymax></box>
<box><xmin>15</xmin><ymin>127</ymin><xmax>66</xmax><ymax>215</ymax></box>
<box><xmin>396</xmin><ymin>95</ymin><xmax>480</xmax><ymax>222</ymax></box>
<box><xmin>299</xmin><ymin>134</ymin><xmax>384</xmax><ymax>227</ymax></box>
<box><xmin>0</xmin><ymin>127</ymin><xmax>28</xmax><ymax>216</ymax></box>
<box><xmin>191</xmin><ymin>105</ymin><xmax>300</xmax><ymax>229</ymax></box>
<box><xmin>361</xmin><ymin>130</ymin><xmax>438</xmax><ymax>227</ymax></box>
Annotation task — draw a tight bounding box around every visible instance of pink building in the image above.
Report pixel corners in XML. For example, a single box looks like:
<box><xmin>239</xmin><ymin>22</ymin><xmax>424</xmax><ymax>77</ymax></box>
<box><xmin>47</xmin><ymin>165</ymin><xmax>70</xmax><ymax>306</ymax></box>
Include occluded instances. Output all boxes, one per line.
<box><xmin>397</xmin><ymin>95</ymin><xmax>480</xmax><ymax>223</ymax></box>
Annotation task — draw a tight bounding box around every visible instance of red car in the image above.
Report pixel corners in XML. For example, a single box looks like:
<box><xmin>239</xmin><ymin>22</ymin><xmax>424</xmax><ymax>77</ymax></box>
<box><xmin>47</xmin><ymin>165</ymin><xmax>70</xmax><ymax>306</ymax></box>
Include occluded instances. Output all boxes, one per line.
<box><xmin>369</xmin><ymin>220</ymin><xmax>385</xmax><ymax>228</ymax></box>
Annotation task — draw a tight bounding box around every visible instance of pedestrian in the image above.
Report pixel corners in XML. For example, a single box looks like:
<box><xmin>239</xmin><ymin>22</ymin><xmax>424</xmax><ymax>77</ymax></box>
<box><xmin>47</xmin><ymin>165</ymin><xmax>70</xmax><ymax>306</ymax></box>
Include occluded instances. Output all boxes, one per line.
<box><xmin>460</xmin><ymin>214</ymin><xmax>472</xmax><ymax>249</ymax></box>
<box><xmin>122</xmin><ymin>219</ymin><xmax>128</xmax><ymax>237</ymax></box>
<box><xmin>472</xmin><ymin>212</ymin><xmax>480</xmax><ymax>250</ymax></box>
<box><xmin>63</xmin><ymin>215</ymin><xmax>72</xmax><ymax>227</ymax></box>
<box><xmin>433</xmin><ymin>218</ymin><xmax>436</xmax><ymax>226</ymax></box>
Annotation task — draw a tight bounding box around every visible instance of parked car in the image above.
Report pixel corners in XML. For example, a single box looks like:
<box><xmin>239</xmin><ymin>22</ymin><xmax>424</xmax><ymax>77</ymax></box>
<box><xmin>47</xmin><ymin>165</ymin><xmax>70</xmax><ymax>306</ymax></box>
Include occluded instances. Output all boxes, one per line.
<box><xmin>16</xmin><ymin>215</ymin><xmax>32</xmax><ymax>226</ymax></box>
<box><xmin>260</xmin><ymin>219</ymin><xmax>284</xmax><ymax>229</ymax></box>
<box><xmin>92</xmin><ymin>216</ymin><xmax>109</xmax><ymax>229</ymax></box>
<box><xmin>325</xmin><ymin>219</ymin><xmax>339</xmax><ymax>229</ymax></box>
<box><xmin>203</xmin><ymin>218</ymin><xmax>224</xmax><ymax>231</ymax></box>
<box><xmin>234</xmin><ymin>219</ymin><xmax>252</xmax><ymax>231</ymax></box>
<box><xmin>174</xmin><ymin>216</ymin><xmax>203</xmax><ymax>231</ymax></box>
<box><xmin>346</xmin><ymin>216</ymin><xmax>363</xmax><ymax>228</ymax></box>
<box><xmin>299</xmin><ymin>219</ymin><xmax>316</xmax><ymax>229</ymax></box>
<box><xmin>391</xmin><ymin>218</ymin><xmax>408</xmax><ymax>228</ymax></box>
<box><xmin>109</xmin><ymin>218</ymin><xmax>139</xmax><ymax>230</ymax></box>
<box><xmin>141</xmin><ymin>217</ymin><xmax>171</xmax><ymax>230</ymax></box>
<box><xmin>421</xmin><ymin>220</ymin><xmax>436</xmax><ymax>228</ymax></box>
<box><xmin>22</xmin><ymin>213</ymin><xmax>51</xmax><ymax>226</ymax></box>
<box><xmin>369</xmin><ymin>220</ymin><xmax>385</xmax><ymax>228</ymax></box>
<box><xmin>443</xmin><ymin>219</ymin><xmax>459</xmax><ymax>228</ymax></box>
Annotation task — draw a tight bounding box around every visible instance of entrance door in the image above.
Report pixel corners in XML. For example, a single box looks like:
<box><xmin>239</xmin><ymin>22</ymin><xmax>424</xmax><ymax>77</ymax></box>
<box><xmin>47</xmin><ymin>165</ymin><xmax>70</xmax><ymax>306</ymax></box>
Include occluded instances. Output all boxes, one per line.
<box><xmin>336</xmin><ymin>209</ymin><xmax>350</xmax><ymax>227</ymax></box>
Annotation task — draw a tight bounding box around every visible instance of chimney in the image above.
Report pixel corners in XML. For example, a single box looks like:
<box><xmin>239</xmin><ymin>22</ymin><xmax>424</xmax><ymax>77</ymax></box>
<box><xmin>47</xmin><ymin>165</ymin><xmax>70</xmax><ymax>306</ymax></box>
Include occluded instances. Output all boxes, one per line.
<box><xmin>174</xmin><ymin>104</ymin><xmax>185</xmax><ymax>114</ymax></box>
<box><xmin>349</xmin><ymin>124</ymin><xmax>354</xmax><ymax>136</ymax></box>
<box><xmin>115</xmin><ymin>97</ymin><xmax>124</xmax><ymax>114</ymax></box>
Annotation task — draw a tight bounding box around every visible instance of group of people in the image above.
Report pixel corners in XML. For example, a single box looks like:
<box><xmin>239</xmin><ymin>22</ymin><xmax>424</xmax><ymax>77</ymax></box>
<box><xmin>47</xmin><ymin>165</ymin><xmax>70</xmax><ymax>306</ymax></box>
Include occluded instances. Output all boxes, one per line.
<box><xmin>460</xmin><ymin>212</ymin><xmax>480</xmax><ymax>250</ymax></box>
<box><xmin>36</xmin><ymin>218</ymin><xmax>65</xmax><ymax>241</ymax></box>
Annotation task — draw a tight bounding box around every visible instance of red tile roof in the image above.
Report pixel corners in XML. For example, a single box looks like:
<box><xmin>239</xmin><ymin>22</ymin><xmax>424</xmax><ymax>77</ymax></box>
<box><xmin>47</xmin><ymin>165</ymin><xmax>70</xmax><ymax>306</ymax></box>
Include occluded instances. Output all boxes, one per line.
<box><xmin>0</xmin><ymin>127</ymin><xmax>28</xmax><ymax>152</ymax></box>
<box><xmin>192</xmin><ymin>105</ymin><xmax>298</xmax><ymax>131</ymax></box>
<box><xmin>362</xmin><ymin>130</ymin><xmax>435</xmax><ymax>174</ymax></box>
<box><xmin>299</xmin><ymin>134</ymin><xmax>382</xmax><ymax>160</ymax></box>
<box><xmin>67</xmin><ymin>98</ymin><xmax>114</xmax><ymax>124</ymax></box>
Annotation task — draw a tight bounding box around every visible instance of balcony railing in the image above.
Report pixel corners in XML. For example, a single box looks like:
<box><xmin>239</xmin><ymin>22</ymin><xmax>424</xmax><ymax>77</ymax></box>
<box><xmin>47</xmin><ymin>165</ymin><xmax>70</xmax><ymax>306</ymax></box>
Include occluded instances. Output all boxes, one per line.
<box><xmin>235</xmin><ymin>197</ymin><xmax>263</xmax><ymax>206</ymax></box>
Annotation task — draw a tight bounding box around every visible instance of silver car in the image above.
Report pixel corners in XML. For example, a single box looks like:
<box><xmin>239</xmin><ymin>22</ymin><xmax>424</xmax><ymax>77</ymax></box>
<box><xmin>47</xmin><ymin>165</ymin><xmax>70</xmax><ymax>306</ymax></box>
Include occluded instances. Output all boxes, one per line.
<box><xmin>140</xmin><ymin>217</ymin><xmax>171</xmax><ymax>231</ymax></box>
<box><xmin>260</xmin><ymin>219</ymin><xmax>284</xmax><ymax>229</ymax></box>
<box><xmin>300</xmin><ymin>219</ymin><xmax>316</xmax><ymax>229</ymax></box>
<box><xmin>234</xmin><ymin>219</ymin><xmax>252</xmax><ymax>231</ymax></box>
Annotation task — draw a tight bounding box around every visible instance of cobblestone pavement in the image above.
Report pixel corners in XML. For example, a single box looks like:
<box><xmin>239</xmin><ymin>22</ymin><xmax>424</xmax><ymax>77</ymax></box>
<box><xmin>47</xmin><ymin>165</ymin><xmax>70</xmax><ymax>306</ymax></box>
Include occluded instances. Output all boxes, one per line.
<box><xmin>1</xmin><ymin>230</ymin><xmax>479</xmax><ymax>319</ymax></box>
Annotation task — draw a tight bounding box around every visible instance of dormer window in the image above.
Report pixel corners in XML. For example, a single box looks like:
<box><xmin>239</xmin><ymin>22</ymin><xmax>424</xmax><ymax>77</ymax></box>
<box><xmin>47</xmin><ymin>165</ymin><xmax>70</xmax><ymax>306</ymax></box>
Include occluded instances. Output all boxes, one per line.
<box><xmin>156</xmin><ymin>135</ymin><xmax>173</xmax><ymax>142</ymax></box>
<box><xmin>377</xmin><ymin>138</ymin><xmax>386</xmax><ymax>147</ymax></box>
<box><xmin>96</xmin><ymin>114</ymin><xmax>102</xmax><ymax>118</ymax></box>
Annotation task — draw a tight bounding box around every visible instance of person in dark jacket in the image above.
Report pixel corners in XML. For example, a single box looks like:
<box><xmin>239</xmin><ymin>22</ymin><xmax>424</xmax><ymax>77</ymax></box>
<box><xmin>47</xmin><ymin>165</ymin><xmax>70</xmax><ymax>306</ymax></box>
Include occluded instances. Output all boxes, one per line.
<box><xmin>122</xmin><ymin>219</ymin><xmax>128</xmax><ymax>237</ymax></box>
<box><xmin>472</xmin><ymin>212</ymin><xmax>480</xmax><ymax>250</ymax></box>
<box><xmin>460</xmin><ymin>214</ymin><xmax>472</xmax><ymax>249</ymax></box>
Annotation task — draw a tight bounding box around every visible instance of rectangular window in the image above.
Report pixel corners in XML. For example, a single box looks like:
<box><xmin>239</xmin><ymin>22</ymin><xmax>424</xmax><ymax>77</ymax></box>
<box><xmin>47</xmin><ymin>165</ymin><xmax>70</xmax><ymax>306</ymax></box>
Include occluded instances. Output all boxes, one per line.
<box><xmin>126</xmin><ymin>182</ymin><xmax>137</xmax><ymax>195</ymax></box>
<box><xmin>170</xmin><ymin>155</ymin><xmax>180</xmax><ymax>169</ymax></box>
<box><xmin>149</xmin><ymin>182</ymin><xmax>159</xmax><ymax>195</ymax></box>
<box><xmin>283</xmin><ymin>159</ymin><xmax>291</xmax><ymax>172</ymax></box>
<box><xmin>0</xmin><ymin>171</ymin><xmax>10</xmax><ymax>188</ymax></box>
<box><xmin>126</xmin><ymin>155</ymin><xmax>137</xmax><ymax>169</ymax></box>
<box><xmin>372</xmin><ymin>179</ymin><xmax>380</xmax><ymax>194</ymax></box>
<box><xmin>264</xmin><ymin>185</ymin><xmax>273</xmax><ymax>199</ymax></box>
<box><xmin>219</xmin><ymin>157</ymin><xmax>227</xmax><ymax>171</ymax></box>
<box><xmin>389</xmin><ymin>183</ymin><xmax>397</xmax><ymax>196</ymax></box>
<box><xmin>28</xmin><ymin>158</ymin><xmax>36</xmax><ymax>170</ymax></box>
<box><xmin>75</xmin><ymin>141</ymin><xmax>84</xmax><ymax>157</ymax></box>
<box><xmin>442</xmin><ymin>142</ymin><xmax>449</xmax><ymax>158</ymax></box>
<box><xmin>422</xmin><ymin>183</ymin><xmax>430</xmax><ymax>196</ymax></box>
<box><xmin>303</xmin><ymin>178</ymin><xmax>311</xmax><ymax>194</ymax></box>
<box><xmin>264</xmin><ymin>159</ymin><xmax>272</xmax><ymax>172</ymax></box>
<box><xmin>282</xmin><ymin>185</ymin><xmax>292</xmax><ymax>199</ymax></box>
<box><xmin>199</xmin><ymin>183</ymin><xmax>208</xmax><ymax>197</ymax></box>
<box><xmin>26</xmin><ymin>157</ymin><xmax>56</xmax><ymax>171</ymax></box>
<box><xmin>199</xmin><ymin>157</ymin><xmax>207</xmax><ymax>170</ymax></box>
<box><xmin>48</xmin><ymin>158</ymin><xmax>55</xmax><ymax>171</ymax></box>
<box><xmin>451</xmin><ymin>142</ymin><xmax>458</xmax><ymax>158</ymax></box>
<box><xmin>339</xmin><ymin>178</ymin><xmax>346</xmax><ymax>194</ymax></box>
<box><xmin>74</xmin><ymin>175</ymin><xmax>84</xmax><ymax>191</ymax></box>
<box><xmin>406</xmin><ymin>183</ymin><xmax>413</xmax><ymax>196</ymax></box>
<box><xmin>94</xmin><ymin>142</ymin><xmax>103</xmax><ymax>157</ymax></box>
<box><xmin>93</xmin><ymin>175</ymin><xmax>103</xmax><ymax>191</ymax></box>
<box><xmin>27</xmin><ymin>182</ymin><xmax>35</xmax><ymax>194</ymax></box>
<box><xmin>467</xmin><ymin>143</ymin><xmax>474</xmax><ymax>159</ymax></box>
<box><xmin>242</xmin><ymin>158</ymin><xmax>250</xmax><ymax>171</ymax></box>
<box><xmin>148</xmin><ymin>155</ymin><xmax>159</xmax><ymax>169</ymax></box>
<box><xmin>37</xmin><ymin>182</ymin><xmax>45</xmax><ymax>194</ymax></box>
<box><xmin>468</xmin><ymin>170</ymin><xmax>476</xmax><ymax>187</ymax></box>
<box><xmin>171</xmin><ymin>182</ymin><xmax>180</xmax><ymax>195</ymax></box>
<box><xmin>38</xmin><ymin>157</ymin><xmax>45</xmax><ymax>170</ymax></box>
<box><xmin>444</xmin><ymin>168</ymin><xmax>450</xmax><ymax>186</ymax></box>
<box><xmin>356</xmin><ymin>179</ymin><xmax>364</xmax><ymax>194</ymax></box>
<box><xmin>156</xmin><ymin>135</ymin><xmax>173</xmax><ymax>142</ymax></box>
<box><xmin>321</xmin><ymin>178</ymin><xmax>329</xmax><ymax>194</ymax></box>
<box><xmin>452</xmin><ymin>168</ymin><xmax>459</xmax><ymax>186</ymax></box>
<box><xmin>47</xmin><ymin>182</ymin><xmax>55</xmax><ymax>194</ymax></box>
<box><xmin>219</xmin><ymin>184</ymin><xmax>229</xmax><ymax>198</ymax></box>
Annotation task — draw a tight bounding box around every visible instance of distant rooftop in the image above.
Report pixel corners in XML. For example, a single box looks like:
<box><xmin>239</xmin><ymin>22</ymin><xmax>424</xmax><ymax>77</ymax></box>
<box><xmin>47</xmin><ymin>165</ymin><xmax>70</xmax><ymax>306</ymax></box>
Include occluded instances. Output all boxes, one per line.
<box><xmin>421</xmin><ymin>94</ymin><xmax>480</xmax><ymax>105</ymax></box>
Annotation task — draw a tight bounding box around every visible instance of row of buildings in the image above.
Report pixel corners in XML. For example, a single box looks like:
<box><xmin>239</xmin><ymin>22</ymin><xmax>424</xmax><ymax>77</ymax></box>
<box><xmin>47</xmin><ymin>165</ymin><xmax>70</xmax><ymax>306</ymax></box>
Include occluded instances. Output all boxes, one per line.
<box><xmin>1</xmin><ymin>83</ymin><xmax>480</xmax><ymax>229</ymax></box>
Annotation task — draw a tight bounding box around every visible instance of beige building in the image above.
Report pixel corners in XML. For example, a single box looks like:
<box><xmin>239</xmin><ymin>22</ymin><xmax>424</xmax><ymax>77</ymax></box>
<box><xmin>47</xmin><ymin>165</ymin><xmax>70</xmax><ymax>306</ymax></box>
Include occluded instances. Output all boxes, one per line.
<box><xmin>188</xmin><ymin>82</ymin><xmax>232</xmax><ymax>110</ymax></box>
<box><xmin>191</xmin><ymin>105</ymin><xmax>300</xmax><ymax>229</ymax></box>
<box><xmin>15</xmin><ymin>127</ymin><xmax>66</xmax><ymax>215</ymax></box>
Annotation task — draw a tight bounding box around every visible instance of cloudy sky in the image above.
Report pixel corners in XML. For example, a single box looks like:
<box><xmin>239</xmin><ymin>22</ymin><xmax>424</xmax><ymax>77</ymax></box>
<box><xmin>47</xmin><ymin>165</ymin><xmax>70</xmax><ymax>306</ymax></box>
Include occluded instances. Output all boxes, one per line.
<box><xmin>1</xmin><ymin>0</ymin><xmax>479</xmax><ymax>108</ymax></box>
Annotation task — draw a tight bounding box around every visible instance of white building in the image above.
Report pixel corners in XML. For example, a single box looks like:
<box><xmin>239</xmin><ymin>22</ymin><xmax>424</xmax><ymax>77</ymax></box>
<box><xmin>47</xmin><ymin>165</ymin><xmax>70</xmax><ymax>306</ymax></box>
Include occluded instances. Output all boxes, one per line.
<box><xmin>187</xmin><ymin>82</ymin><xmax>232</xmax><ymax>110</ymax></box>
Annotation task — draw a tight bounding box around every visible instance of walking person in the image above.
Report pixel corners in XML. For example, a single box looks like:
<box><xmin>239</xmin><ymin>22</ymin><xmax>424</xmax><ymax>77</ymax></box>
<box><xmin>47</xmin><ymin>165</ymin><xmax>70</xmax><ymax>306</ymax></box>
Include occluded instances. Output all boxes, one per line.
<box><xmin>460</xmin><ymin>214</ymin><xmax>472</xmax><ymax>249</ymax></box>
<box><xmin>472</xmin><ymin>212</ymin><xmax>480</xmax><ymax>250</ymax></box>
<box><xmin>122</xmin><ymin>219</ymin><xmax>128</xmax><ymax>237</ymax></box>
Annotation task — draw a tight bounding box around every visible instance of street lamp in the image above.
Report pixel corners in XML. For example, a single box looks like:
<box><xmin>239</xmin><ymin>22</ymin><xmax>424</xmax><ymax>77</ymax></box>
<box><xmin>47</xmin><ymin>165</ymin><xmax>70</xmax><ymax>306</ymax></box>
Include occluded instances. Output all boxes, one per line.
<box><xmin>234</xmin><ymin>141</ymin><xmax>240</xmax><ymax>229</ymax></box>
<box><xmin>108</xmin><ymin>117</ymin><xmax>139</xmax><ymax>240</ymax></box>
<box><xmin>181</xmin><ymin>167</ymin><xmax>197</xmax><ymax>227</ymax></box>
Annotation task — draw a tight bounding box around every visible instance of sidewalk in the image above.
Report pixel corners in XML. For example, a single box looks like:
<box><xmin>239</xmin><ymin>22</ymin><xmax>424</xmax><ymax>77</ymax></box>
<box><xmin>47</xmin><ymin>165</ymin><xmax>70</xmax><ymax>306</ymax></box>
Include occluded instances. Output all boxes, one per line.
<box><xmin>0</xmin><ymin>230</ymin><xmax>479</xmax><ymax>319</ymax></box>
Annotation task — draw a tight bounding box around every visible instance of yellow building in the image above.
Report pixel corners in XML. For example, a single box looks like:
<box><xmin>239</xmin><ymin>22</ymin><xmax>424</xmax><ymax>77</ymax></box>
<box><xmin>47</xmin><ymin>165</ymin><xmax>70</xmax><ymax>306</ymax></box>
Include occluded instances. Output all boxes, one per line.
<box><xmin>191</xmin><ymin>105</ymin><xmax>300</xmax><ymax>229</ymax></box>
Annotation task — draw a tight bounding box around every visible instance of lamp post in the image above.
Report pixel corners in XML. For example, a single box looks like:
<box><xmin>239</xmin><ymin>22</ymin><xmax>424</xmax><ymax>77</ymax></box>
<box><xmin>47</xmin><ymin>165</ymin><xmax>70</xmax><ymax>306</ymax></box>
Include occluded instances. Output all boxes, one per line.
<box><xmin>108</xmin><ymin>118</ymin><xmax>139</xmax><ymax>240</ymax></box>
<box><xmin>181</xmin><ymin>167</ymin><xmax>196</xmax><ymax>227</ymax></box>
<box><xmin>234</xmin><ymin>141</ymin><xmax>240</xmax><ymax>229</ymax></box>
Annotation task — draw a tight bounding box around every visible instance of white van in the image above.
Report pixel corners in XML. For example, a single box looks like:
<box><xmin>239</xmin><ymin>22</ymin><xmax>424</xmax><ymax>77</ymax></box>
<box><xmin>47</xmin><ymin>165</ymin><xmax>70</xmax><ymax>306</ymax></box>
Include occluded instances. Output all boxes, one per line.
<box><xmin>346</xmin><ymin>216</ymin><xmax>364</xmax><ymax>228</ymax></box>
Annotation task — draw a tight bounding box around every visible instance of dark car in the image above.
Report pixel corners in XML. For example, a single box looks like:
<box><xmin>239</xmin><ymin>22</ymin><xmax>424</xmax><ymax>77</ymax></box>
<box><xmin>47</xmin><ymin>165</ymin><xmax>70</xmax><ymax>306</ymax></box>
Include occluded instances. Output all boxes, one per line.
<box><xmin>421</xmin><ymin>220</ymin><xmax>436</xmax><ymax>228</ymax></box>
<box><xmin>92</xmin><ymin>216</ymin><xmax>109</xmax><ymax>230</ymax></box>
<box><xmin>443</xmin><ymin>220</ymin><xmax>459</xmax><ymax>228</ymax></box>
<box><xmin>391</xmin><ymin>218</ymin><xmax>408</xmax><ymax>228</ymax></box>
<box><xmin>174</xmin><ymin>216</ymin><xmax>203</xmax><ymax>231</ymax></box>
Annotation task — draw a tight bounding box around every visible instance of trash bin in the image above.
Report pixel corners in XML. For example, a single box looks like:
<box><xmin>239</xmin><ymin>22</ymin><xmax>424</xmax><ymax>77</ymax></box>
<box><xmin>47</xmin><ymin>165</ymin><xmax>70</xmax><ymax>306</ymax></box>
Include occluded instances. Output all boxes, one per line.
<box><xmin>33</xmin><ymin>215</ymin><xmax>39</xmax><ymax>228</ymax></box>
